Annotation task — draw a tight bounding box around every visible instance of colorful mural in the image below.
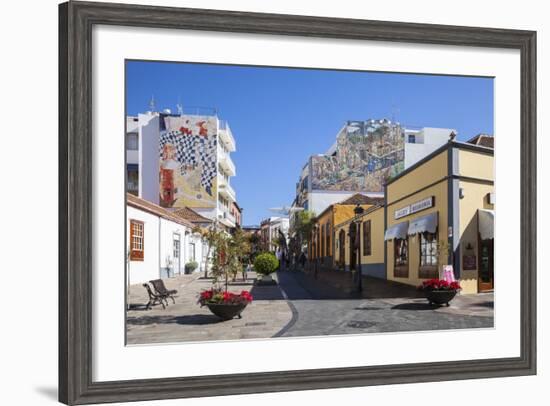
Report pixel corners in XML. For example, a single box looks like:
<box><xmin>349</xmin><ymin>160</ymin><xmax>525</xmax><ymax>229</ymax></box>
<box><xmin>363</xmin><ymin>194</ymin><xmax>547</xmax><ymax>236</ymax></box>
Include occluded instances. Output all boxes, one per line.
<box><xmin>159</xmin><ymin>115</ymin><xmax>218</xmax><ymax>208</ymax></box>
<box><xmin>310</xmin><ymin>120</ymin><xmax>405</xmax><ymax>192</ymax></box>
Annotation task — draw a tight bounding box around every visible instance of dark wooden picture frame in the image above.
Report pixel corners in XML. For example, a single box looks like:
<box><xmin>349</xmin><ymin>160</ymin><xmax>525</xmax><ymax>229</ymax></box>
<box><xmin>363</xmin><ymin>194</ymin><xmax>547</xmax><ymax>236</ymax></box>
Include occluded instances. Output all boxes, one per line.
<box><xmin>59</xmin><ymin>1</ymin><xmax>537</xmax><ymax>404</ymax></box>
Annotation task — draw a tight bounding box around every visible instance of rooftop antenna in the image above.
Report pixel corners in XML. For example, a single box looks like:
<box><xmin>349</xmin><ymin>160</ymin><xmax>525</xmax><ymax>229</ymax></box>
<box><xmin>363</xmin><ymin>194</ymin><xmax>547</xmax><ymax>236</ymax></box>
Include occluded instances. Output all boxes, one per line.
<box><xmin>391</xmin><ymin>104</ymin><xmax>400</xmax><ymax>124</ymax></box>
<box><xmin>176</xmin><ymin>96</ymin><xmax>184</xmax><ymax>115</ymax></box>
<box><xmin>148</xmin><ymin>95</ymin><xmax>156</xmax><ymax>112</ymax></box>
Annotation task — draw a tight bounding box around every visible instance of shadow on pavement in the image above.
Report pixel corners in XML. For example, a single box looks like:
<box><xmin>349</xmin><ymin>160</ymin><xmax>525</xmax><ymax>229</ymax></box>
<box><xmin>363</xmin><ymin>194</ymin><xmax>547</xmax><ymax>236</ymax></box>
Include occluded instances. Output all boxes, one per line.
<box><xmin>361</xmin><ymin>277</ymin><xmax>424</xmax><ymax>300</ymax></box>
<box><xmin>249</xmin><ymin>284</ymin><xmax>285</xmax><ymax>300</ymax></box>
<box><xmin>475</xmin><ymin>301</ymin><xmax>494</xmax><ymax>308</ymax></box>
<box><xmin>391</xmin><ymin>302</ymin><xmax>440</xmax><ymax>311</ymax></box>
<box><xmin>127</xmin><ymin>314</ymin><xmax>222</xmax><ymax>326</ymax></box>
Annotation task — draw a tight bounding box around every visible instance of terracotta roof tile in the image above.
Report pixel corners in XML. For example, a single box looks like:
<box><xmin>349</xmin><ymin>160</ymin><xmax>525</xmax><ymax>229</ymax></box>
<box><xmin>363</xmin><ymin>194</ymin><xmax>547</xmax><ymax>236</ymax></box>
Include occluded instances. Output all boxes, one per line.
<box><xmin>339</xmin><ymin>193</ymin><xmax>385</xmax><ymax>206</ymax></box>
<box><xmin>126</xmin><ymin>193</ymin><xmax>193</xmax><ymax>228</ymax></box>
<box><xmin>172</xmin><ymin>206</ymin><xmax>213</xmax><ymax>224</ymax></box>
<box><xmin>466</xmin><ymin>134</ymin><xmax>494</xmax><ymax>149</ymax></box>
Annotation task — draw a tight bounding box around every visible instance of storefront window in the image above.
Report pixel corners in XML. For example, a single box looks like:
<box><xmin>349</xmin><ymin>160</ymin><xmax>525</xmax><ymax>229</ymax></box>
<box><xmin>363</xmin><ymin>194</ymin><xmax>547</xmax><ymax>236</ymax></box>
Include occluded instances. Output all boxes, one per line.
<box><xmin>363</xmin><ymin>220</ymin><xmax>371</xmax><ymax>256</ymax></box>
<box><xmin>419</xmin><ymin>231</ymin><xmax>438</xmax><ymax>278</ymax></box>
<box><xmin>338</xmin><ymin>229</ymin><xmax>345</xmax><ymax>268</ymax></box>
<box><xmin>394</xmin><ymin>238</ymin><xmax>408</xmax><ymax>277</ymax></box>
<box><xmin>325</xmin><ymin>222</ymin><xmax>331</xmax><ymax>257</ymax></box>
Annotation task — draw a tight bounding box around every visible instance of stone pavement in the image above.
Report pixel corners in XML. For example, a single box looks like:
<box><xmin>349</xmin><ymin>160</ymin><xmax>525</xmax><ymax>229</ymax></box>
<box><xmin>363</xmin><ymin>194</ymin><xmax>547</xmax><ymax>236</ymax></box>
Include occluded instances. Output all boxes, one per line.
<box><xmin>126</xmin><ymin>270</ymin><xmax>494</xmax><ymax>345</ymax></box>
<box><xmin>275</xmin><ymin>270</ymin><xmax>493</xmax><ymax>337</ymax></box>
<box><xmin>126</xmin><ymin>272</ymin><xmax>293</xmax><ymax>345</ymax></box>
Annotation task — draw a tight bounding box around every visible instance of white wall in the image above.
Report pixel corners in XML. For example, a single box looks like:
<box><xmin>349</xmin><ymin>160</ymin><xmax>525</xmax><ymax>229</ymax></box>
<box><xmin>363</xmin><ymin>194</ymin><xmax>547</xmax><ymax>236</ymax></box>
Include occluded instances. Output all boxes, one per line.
<box><xmin>159</xmin><ymin>218</ymin><xmax>190</xmax><ymax>275</ymax></box>
<box><xmin>404</xmin><ymin>127</ymin><xmax>454</xmax><ymax>168</ymax></box>
<box><xmin>139</xmin><ymin>112</ymin><xmax>161</xmax><ymax>203</ymax></box>
<box><xmin>1</xmin><ymin>1</ymin><xmax>547</xmax><ymax>406</ymax></box>
<box><xmin>126</xmin><ymin>206</ymin><xmax>161</xmax><ymax>285</ymax></box>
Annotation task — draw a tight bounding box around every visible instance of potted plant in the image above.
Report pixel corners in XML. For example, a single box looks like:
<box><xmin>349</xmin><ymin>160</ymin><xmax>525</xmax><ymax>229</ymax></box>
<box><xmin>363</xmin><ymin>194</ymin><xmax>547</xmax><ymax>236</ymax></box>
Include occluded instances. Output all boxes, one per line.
<box><xmin>184</xmin><ymin>260</ymin><xmax>198</xmax><ymax>274</ymax></box>
<box><xmin>198</xmin><ymin>288</ymin><xmax>253</xmax><ymax>320</ymax></box>
<box><xmin>254</xmin><ymin>252</ymin><xmax>279</xmax><ymax>284</ymax></box>
<box><xmin>418</xmin><ymin>279</ymin><xmax>462</xmax><ymax>306</ymax></box>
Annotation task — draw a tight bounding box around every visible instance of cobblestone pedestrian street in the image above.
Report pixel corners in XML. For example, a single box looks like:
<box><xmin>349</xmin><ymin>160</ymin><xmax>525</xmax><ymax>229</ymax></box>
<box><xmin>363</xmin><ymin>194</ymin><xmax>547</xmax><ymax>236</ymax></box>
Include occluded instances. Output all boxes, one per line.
<box><xmin>126</xmin><ymin>270</ymin><xmax>493</xmax><ymax>345</ymax></box>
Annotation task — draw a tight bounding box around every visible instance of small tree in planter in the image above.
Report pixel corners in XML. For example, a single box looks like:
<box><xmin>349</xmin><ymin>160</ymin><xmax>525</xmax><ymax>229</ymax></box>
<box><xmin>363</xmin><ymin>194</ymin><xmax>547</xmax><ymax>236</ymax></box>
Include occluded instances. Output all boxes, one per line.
<box><xmin>254</xmin><ymin>252</ymin><xmax>279</xmax><ymax>284</ymax></box>
<box><xmin>199</xmin><ymin>231</ymin><xmax>253</xmax><ymax>321</ymax></box>
<box><xmin>185</xmin><ymin>261</ymin><xmax>198</xmax><ymax>274</ymax></box>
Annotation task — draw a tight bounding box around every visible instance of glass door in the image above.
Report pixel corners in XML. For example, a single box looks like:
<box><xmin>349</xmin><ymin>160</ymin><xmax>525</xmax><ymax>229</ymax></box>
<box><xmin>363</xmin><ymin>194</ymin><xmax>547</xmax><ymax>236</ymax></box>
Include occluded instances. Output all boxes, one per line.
<box><xmin>478</xmin><ymin>238</ymin><xmax>494</xmax><ymax>292</ymax></box>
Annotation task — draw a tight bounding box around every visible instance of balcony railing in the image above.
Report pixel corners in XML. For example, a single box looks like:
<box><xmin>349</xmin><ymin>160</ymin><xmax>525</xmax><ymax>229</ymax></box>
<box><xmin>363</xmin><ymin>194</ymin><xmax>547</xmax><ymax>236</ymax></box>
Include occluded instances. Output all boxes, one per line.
<box><xmin>218</xmin><ymin>178</ymin><xmax>236</xmax><ymax>202</ymax></box>
<box><xmin>218</xmin><ymin>120</ymin><xmax>236</xmax><ymax>152</ymax></box>
<box><xmin>218</xmin><ymin>147</ymin><xmax>236</xmax><ymax>176</ymax></box>
<box><xmin>217</xmin><ymin>209</ymin><xmax>236</xmax><ymax>227</ymax></box>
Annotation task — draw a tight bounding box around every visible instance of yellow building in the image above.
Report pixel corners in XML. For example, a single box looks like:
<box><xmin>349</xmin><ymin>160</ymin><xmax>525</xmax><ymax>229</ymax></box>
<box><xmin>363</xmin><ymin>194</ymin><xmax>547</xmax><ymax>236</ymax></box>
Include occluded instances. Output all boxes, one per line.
<box><xmin>384</xmin><ymin>140</ymin><xmax>494</xmax><ymax>294</ymax></box>
<box><xmin>308</xmin><ymin>194</ymin><xmax>383</xmax><ymax>271</ymax></box>
<box><xmin>333</xmin><ymin>205</ymin><xmax>385</xmax><ymax>278</ymax></box>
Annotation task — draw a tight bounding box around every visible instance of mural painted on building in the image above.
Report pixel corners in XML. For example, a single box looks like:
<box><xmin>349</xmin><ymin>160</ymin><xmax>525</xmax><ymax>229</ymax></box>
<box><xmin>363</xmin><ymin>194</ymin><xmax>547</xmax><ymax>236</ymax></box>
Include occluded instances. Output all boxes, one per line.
<box><xmin>159</xmin><ymin>115</ymin><xmax>218</xmax><ymax>208</ymax></box>
<box><xmin>310</xmin><ymin>119</ymin><xmax>405</xmax><ymax>192</ymax></box>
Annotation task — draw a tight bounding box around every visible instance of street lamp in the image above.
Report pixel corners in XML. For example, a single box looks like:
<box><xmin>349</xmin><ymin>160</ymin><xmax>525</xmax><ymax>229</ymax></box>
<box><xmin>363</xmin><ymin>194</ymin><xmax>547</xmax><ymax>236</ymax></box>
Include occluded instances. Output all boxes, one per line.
<box><xmin>353</xmin><ymin>204</ymin><xmax>365</xmax><ymax>292</ymax></box>
<box><xmin>313</xmin><ymin>223</ymin><xmax>319</xmax><ymax>279</ymax></box>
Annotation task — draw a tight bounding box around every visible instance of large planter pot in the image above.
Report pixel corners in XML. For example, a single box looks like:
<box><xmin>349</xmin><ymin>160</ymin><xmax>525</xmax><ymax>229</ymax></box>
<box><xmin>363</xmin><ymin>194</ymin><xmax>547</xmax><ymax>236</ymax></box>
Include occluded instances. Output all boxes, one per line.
<box><xmin>425</xmin><ymin>289</ymin><xmax>458</xmax><ymax>306</ymax></box>
<box><xmin>206</xmin><ymin>302</ymin><xmax>248</xmax><ymax>320</ymax></box>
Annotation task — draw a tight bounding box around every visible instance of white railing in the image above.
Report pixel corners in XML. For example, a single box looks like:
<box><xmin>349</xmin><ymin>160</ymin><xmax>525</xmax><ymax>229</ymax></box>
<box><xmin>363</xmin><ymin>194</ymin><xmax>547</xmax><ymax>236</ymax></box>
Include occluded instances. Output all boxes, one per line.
<box><xmin>217</xmin><ymin>176</ymin><xmax>236</xmax><ymax>201</ymax></box>
<box><xmin>218</xmin><ymin>120</ymin><xmax>236</xmax><ymax>151</ymax></box>
<box><xmin>218</xmin><ymin>146</ymin><xmax>236</xmax><ymax>176</ymax></box>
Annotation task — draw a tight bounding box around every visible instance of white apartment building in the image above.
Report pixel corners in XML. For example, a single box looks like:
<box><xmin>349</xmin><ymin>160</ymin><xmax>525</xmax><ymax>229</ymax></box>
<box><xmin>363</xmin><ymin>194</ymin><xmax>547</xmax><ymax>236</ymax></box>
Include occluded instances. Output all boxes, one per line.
<box><xmin>260</xmin><ymin>216</ymin><xmax>290</xmax><ymax>253</ymax></box>
<box><xmin>126</xmin><ymin>109</ymin><xmax>239</xmax><ymax>230</ymax></box>
<box><xmin>403</xmin><ymin>127</ymin><xmax>455</xmax><ymax>169</ymax></box>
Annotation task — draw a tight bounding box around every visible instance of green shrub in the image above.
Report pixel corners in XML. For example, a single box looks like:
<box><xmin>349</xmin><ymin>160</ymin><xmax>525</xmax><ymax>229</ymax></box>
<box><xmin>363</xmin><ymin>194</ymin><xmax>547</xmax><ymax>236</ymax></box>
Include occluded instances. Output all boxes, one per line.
<box><xmin>185</xmin><ymin>261</ymin><xmax>199</xmax><ymax>273</ymax></box>
<box><xmin>253</xmin><ymin>252</ymin><xmax>279</xmax><ymax>275</ymax></box>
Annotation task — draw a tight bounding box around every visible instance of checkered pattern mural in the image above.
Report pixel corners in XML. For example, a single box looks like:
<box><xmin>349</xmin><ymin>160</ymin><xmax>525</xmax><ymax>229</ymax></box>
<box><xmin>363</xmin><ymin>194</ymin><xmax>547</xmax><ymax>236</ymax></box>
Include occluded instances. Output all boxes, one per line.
<box><xmin>158</xmin><ymin>115</ymin><xmax>219</xmax><ymax>208</ymax></box>
<box><xmin>159</xmin><ymin>130</ymin><xmax>218</xmax><ymax>195</ymax></box>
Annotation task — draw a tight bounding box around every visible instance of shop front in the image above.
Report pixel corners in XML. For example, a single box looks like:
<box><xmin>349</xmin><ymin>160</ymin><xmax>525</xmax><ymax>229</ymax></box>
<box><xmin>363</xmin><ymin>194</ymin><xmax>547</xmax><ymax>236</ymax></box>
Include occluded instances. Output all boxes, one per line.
<box><xmin>385</xmin><ymin>141</ymin><xmax>494</xmax><ymax>294</ymax></box>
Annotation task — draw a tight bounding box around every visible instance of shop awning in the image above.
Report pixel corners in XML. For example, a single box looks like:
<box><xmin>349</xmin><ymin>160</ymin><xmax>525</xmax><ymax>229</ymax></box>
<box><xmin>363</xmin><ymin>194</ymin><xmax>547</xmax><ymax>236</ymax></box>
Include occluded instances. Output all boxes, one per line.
<box><xmin>408</xmin><ymin>212</ymin><xmax>438</xmax><ymax>235</ymax></box>
<box><xmin>384</xmin><ymin>221</ymin><xmax>409</xmax><ymax>241</ymax></box>
<box><xmin>478</xmin><ymin>209</ymin><xmax>494</xmax><ymax>240</ymax></box>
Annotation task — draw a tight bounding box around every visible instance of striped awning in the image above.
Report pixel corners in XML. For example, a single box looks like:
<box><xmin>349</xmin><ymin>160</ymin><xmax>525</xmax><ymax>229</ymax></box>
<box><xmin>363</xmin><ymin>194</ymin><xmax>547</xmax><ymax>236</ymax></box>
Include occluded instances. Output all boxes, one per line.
<box><xmin>408</xmin><ymin>212</ymin><xmax>438</xmax><ymax>235</ymax></box>
<box><xmin>384</xmin><ymin>221</ymin><xmax>409</xmax><ymax>240</ymax></box>
<box><xmin>478</xmin><ymin>209</ymin><xmax>494</xmax><ymax>240</ymax></box>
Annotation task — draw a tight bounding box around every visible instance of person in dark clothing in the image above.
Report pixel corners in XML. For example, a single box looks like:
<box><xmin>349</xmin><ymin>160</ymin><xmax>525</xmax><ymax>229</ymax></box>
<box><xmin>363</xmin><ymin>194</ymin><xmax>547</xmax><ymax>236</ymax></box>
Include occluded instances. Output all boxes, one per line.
<box><xmin>299</xmin><ymin>252</ymin><xmax>306</xmax><ymax>269</ymax></box>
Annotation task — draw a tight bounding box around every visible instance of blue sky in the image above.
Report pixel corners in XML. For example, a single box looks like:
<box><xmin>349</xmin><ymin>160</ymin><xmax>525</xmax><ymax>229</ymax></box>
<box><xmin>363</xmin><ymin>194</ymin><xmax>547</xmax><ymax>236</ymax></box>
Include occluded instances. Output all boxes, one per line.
<box><xmin>126</xmin><ymin>61</ymin><xmax>494</xmax><ymax>226</ymax></box>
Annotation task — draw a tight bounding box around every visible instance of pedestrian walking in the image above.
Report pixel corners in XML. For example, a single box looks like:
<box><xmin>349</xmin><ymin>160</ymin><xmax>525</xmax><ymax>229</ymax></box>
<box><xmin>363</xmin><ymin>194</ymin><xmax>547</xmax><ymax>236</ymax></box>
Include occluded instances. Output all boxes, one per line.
<box><xmin>299</xmin><ymin>252</ymin><xmax>306</xmax><ymax>270</ymax></box>
<box><xmin>243</xmin><ymin>261</ymin><xmax>252</xmax><ymax>281</ymax></box>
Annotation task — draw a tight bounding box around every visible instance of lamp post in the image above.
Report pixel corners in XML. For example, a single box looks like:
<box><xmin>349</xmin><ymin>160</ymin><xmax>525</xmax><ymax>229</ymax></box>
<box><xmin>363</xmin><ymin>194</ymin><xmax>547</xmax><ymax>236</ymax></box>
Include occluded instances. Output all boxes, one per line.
<box><xmin>313</xmin><ymin>223</ymin><xmax>319</xmax><ymax>279</ymax></box>
<box><xmin>353</xmin><ymin>204</ymin><xmax>365</xmax><ymax>292</ymax></box>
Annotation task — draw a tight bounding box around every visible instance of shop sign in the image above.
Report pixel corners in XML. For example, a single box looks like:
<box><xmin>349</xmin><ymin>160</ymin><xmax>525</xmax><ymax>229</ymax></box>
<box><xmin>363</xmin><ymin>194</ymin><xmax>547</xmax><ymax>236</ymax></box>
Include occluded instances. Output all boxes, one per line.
<box><xmin>463</xmin><ymin>255</ymin><xmax>477</xmax><ymax>270</ymax></box>
<box><xmin>439</xmin><ymin>265</ymin><xmax>455</xmax><ymax>282</ymax></box>
<box><xmin>394</xmin><ymin>196</ymin><xmax>434</xmax><ymax>219</ymax></box>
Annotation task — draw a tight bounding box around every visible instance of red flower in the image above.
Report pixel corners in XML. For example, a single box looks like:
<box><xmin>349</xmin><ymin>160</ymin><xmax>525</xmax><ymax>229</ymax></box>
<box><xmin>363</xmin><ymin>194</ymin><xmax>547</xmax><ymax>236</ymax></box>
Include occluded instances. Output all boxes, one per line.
<box><xmin>419</xmin><ymin>278</ymin><xmax>461</xmax><ymax>291</ymax></box>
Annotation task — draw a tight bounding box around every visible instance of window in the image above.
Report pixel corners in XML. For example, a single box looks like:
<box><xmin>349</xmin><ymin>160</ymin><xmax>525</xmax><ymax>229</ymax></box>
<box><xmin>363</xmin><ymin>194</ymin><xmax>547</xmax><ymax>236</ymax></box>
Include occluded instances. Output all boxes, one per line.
<box><xmin>127</xmin><ymin>133</ymin><xmax>138</xmax><ymax>150</ymax></box>
<box><xmin>338</xmin><ymin>229</ymin><xmax>346</xmax><ymax>268</ymax></box>
<box><xmin>129</xmin><ymin>220</ymin><xmax>144</xmax><ymax>261</ymax></box>
<box><xmin>325</xmin><ymin>222</ymin><xmax>331</xmax><ymax>257</ymax></box>
<box><xmin>408</xmin><ymin>134</ymin><xmax>416</xmax><ymax>144</ymax></box>
<box><xmin>419</xmin><ymin>231</ymin><xmax>438</xmax><ymax>278</ymax></box>
<box><xmin>189</xmin><ymin>242</ymin><xmax>196</xmax><ymax>262</ymax></box>
<box><xmin>173</xmin><ymin>238</ymin><xmax>180</xmax><ymax>260</ymax></box>
<box><xmin>316</xmin><ymin>228</ymin><xmax>320</xmax><ymax>258</ymax></box>
<box><xmin>127</xmin><ymin>164</ymin><xmax>139</xmax><ymax>195</ymax></box>
<box><xmin>393</xmin><ymin>238</ymin><xmax>408</xmax><ymax>277</ymax></box>
<box><xmin>320</xmin><ymin>224</ymin><xmax>325</xmax><ymax>258</ymax></box>
<box><xmin>363</xmin><ymin>220</ymin><xmax>371</xmax><ymax>256</ymax></box>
